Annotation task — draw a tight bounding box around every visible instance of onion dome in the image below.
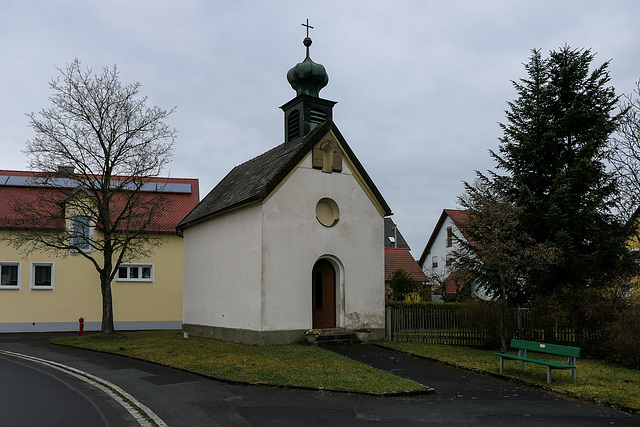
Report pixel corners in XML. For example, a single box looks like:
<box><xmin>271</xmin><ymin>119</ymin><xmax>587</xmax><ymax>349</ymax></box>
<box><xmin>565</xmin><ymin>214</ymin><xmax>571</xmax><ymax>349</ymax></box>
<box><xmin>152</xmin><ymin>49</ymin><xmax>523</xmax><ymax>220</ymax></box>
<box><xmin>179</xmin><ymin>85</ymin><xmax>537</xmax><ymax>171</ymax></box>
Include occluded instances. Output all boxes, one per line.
<box><xmin>286</xmin><ymin>36</ymin><xmax>329</xmax><ymax>97</ymax></box>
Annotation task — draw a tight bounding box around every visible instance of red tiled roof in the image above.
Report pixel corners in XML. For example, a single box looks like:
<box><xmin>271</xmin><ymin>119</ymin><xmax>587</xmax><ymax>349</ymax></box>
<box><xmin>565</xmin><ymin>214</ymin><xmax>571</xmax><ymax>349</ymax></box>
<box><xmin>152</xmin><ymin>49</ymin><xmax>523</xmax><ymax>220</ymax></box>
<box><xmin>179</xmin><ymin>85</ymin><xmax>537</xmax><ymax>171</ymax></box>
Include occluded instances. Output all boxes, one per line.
<box><xmin>445</xmin><ymin>209</ymin><xmax>468</xmax><ymax>229</ymax></box>
<box><xmin>385</xmin><ymin>247</ymin><xmax>428</xmax><ymax>282</ymax></box>
<box><xmin>441</xmin><ymin>271</ymin><xmax>471</xmax><ymax>295</ymax></box>
<box><xmin>0</xmin><ymin>170</ymin><xmax>198</xmax><ymax>232</ymax></box>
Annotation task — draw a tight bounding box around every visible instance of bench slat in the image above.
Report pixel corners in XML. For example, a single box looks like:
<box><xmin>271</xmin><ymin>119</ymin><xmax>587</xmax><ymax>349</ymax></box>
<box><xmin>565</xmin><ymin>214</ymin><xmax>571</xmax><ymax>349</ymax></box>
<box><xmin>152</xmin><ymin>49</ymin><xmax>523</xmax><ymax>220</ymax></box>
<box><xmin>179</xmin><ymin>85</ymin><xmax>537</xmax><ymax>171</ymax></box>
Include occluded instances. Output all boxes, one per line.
<box><xmin>510</xmin><ymin>339</ymin><xmax>581</xmax><ymax>357</ymax></box>
<box><xmin>494</xmin><ymin>353</ymin><xmax>576</xmax><ymax>369</ymax></box>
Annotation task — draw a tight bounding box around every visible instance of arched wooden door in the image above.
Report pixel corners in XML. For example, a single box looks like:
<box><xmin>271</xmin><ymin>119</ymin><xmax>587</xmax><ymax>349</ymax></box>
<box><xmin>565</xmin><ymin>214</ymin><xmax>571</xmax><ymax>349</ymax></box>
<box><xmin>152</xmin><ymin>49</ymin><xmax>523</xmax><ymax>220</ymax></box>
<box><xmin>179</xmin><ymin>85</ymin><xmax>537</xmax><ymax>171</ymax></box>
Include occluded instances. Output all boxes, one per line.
<box><xmin>312</xmin><ymin>259</ymin><xmax>336</xmax><ymax>329</ymax></box>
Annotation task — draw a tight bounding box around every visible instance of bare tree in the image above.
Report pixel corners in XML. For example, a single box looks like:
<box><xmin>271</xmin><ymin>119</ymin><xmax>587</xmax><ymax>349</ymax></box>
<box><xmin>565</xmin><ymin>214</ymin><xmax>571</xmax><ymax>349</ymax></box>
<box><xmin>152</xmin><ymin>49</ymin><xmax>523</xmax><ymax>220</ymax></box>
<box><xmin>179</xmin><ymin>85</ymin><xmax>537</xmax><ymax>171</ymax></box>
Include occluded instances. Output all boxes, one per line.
<box><xmin>609</xmin><ymin>79</ymin><xmax>640</xmax><ymax>236</ymax></box>
<box><xmin>5</xmin><ymin>59</ymin><xmax>176</xmax><ymax>334</ymax></box>
<box><xmin>608</xmin><ymin>78</ymin><xmax>640</xmax><ymax>296</ymax></box>
<box><xmin>453</xmin><ymin>173</ymin><xmax>559</xmax><ymax>351</ymax></box>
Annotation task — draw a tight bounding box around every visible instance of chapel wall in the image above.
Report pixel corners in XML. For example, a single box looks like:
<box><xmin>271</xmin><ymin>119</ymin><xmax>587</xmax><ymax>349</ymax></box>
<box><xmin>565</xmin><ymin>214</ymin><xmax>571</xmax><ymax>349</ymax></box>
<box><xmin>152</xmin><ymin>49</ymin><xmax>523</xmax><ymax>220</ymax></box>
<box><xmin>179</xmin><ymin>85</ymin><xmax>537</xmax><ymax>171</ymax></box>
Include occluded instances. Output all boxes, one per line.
<box><xmin>182</xmin><ymin>204</ymin><xmax>263</xmax><ymax>331</ymax></box>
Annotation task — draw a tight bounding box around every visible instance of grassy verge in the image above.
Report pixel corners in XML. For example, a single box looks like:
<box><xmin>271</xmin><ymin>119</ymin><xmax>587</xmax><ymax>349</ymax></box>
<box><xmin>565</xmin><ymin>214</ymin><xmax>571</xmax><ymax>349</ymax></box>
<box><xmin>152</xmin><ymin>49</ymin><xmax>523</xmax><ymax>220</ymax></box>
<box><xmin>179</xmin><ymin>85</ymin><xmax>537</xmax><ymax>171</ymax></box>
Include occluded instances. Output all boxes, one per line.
<box><xmin>377</xmin><ymin>341</ymin><xmax>640</xmax><ymax>412</ymax></box>
<box><xmin>51</xmin><ymin>330</ymin><xmax>425</xmax><ymax>394</ymax></box>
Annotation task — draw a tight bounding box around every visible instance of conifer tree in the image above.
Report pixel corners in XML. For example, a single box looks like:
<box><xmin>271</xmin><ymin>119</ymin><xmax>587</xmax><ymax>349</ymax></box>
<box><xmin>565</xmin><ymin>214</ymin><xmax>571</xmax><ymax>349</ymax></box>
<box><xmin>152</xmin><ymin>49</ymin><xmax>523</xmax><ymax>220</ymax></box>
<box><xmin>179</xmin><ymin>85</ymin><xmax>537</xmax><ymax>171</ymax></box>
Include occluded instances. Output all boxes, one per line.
<box><xmin>492</xmin><ymin>46</ymin><xmax>630</xmax><ymax>295</ymax></box>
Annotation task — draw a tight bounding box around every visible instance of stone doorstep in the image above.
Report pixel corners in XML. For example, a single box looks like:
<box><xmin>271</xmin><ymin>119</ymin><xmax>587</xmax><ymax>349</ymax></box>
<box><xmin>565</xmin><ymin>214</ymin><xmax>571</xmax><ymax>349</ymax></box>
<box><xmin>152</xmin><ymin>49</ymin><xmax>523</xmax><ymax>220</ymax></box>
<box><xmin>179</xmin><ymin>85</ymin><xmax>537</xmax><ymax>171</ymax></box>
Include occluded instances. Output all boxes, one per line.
<box><xmin>314</xmin><ymin>328</ymin><xmax>361</xmax><ymax>345</ymax></box>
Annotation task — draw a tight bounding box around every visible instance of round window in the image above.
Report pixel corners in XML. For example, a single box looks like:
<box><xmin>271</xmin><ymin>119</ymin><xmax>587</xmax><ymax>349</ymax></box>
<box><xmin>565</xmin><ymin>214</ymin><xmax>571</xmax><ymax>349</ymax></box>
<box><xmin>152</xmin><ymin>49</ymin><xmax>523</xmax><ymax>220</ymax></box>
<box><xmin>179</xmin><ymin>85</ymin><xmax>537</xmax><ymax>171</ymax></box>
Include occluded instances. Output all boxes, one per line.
<box><xmin>316</xmin><ymin>198</ymin><xmax>340</xmax><ymax>227</ymax></box>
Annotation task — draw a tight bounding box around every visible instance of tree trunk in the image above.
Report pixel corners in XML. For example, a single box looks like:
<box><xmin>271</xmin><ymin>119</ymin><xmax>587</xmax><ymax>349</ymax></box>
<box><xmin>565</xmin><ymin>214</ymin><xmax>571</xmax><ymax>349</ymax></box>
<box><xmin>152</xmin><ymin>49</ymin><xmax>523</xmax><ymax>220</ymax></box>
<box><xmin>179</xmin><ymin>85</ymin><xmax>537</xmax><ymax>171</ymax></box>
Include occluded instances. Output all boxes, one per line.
<box><xmin>100</xmin><ymin>271</ymin><xmax>115</xmax><ymax>334</ymax></box>
<box><xmin>500</xmin><ymin>280</ymin><xmax>507</xmax><ymax>353</ymax></box>
<box><xmin>100</xmin><ymin>241</ymin><xmax>116</xmax><ymax>334</ymax></box>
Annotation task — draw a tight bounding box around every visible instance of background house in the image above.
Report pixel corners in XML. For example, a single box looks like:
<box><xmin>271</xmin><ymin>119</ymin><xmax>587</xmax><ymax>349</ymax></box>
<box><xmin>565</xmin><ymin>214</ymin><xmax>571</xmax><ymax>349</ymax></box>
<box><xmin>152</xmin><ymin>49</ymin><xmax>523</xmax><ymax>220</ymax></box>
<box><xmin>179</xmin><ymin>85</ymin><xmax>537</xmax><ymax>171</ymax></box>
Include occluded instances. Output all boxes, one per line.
<box><xmin>178</xmin><ymin>33</ymin><xmax>392</xmax><ymax>345</ymax></box>
<box><xmin>384</xmin><ymin>217</ymin><xmax>428</xmax><ymax>300</ymax></box>
<box><xmin>0</xmin><ymin>169</ymin><xmax>199</xmax><ymax>332</ymax></box>
<box><xmin>418</xmin><ymin>209</ymin><xmax>490</xmax><ymax>302</ymax></box>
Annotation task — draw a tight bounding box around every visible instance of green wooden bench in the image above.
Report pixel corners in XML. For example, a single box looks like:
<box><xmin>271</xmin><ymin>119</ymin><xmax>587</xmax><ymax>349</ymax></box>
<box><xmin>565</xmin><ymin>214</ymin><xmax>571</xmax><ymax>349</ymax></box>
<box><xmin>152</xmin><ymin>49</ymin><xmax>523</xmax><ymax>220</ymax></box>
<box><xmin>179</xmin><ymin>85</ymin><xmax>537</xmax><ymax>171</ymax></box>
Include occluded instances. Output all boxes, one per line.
<box><xmin>494</xmin><ymin>339</ymin><xmax>580</xmax><ymax>384</ymax></box>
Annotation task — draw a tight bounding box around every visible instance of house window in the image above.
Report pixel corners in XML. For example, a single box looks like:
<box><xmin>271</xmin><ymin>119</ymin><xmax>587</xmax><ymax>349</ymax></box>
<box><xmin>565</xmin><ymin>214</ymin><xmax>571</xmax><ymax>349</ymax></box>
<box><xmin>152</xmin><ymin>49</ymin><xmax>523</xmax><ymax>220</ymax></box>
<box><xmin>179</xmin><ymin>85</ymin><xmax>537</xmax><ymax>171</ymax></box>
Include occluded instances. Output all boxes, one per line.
<box><xmin>0</xmin><ymin>262</ymin><xmax>20</xmax><ymax>289</ymax></box>
<box><xmin>70</xmin><ymin>215</ymin><xmax>93</xmax><ymax>252</ymax></box>
<box><xmin>116</xmin><ymin>264</ymin><xmax>154</xmax><ymax>282</ymax></box>
<box><xmin>446</xmin><ymin>254</ymin><xmax>453</xmax><ymax>267</ymax></box>
<box><xmin>446</xmin><ymin>227</ymin><xmax>454</xmax><ymax>247</ymax></box>
<box><xmin>31</xmin><ymin>262</ymin><xmax>54</xmax><ymax>290</ymax></box>
<box><xmin>432</xmin><ymin>256</ymin><xmax>438</xmax><ymax>268</ymax></box>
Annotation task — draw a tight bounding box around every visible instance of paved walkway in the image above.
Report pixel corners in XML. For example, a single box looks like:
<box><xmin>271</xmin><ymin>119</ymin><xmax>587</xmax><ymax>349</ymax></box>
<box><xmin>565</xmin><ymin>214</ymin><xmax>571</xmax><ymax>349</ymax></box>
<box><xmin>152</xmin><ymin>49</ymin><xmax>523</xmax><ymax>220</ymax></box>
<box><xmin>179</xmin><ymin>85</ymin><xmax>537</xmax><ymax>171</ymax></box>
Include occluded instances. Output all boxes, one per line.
<box><xmin>0</xmin><ymin>333</ymin><xmax>637</xmax><ymax>426</ymax></box>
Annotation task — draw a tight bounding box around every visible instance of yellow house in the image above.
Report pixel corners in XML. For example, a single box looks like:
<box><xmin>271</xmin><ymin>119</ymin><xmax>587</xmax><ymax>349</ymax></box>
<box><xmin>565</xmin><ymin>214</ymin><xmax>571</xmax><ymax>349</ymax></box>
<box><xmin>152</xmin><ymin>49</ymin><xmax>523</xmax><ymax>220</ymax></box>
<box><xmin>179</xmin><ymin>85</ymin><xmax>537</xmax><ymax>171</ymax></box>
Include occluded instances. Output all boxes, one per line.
<box><xmin>624</xmin><ymin>230</ymin><xmax>640</xmax><ymax>300</ymax></box>
<box><xmin>0</xmin><ymin>169</ymin><xmax>199</xmax><ymax>332</ymax></box>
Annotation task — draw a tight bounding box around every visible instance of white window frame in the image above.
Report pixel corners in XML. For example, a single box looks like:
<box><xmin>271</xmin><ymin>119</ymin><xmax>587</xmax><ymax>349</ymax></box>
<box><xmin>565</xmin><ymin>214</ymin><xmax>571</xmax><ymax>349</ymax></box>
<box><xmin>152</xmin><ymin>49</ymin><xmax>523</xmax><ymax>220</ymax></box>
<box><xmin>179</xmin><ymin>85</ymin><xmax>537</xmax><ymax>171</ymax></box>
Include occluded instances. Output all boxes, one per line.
<box><xmin>69</xmin><ymin>215</ymin><xmax>93</xmax><ymax>253</ymax></box>
<box><xmin>0</xmin><ymin>261</ymin><xmax>21</xmax><ymax>290</ymax></box>
<box><xmin>116</xmin><ymin>263</ymin><xmax>154</xmax><ymax>283</ymax></box>
<box><xmin>30</xmin><ymin>262</ymin><xmax>55</xmax><ymax>290</ymax></box>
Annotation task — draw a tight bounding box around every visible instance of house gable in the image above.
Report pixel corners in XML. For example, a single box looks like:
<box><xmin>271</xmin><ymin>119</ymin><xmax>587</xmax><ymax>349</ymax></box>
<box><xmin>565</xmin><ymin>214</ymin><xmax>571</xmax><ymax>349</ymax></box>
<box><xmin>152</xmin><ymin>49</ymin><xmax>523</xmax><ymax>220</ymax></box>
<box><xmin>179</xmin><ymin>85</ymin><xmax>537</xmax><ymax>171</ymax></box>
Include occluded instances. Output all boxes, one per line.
<box><xmin>418</xmin><ymin>209</ymin><xmax>468</xmax><ymax>268</ymax></box>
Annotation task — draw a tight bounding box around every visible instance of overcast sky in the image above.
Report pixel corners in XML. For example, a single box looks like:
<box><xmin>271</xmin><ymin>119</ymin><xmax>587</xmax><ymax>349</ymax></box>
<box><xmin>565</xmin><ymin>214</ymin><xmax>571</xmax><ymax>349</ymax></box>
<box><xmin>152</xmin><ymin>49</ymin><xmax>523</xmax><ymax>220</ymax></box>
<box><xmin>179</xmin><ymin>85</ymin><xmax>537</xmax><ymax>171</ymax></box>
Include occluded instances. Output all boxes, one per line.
<box><xmin>1</xmin><ymin>1</ymin><xmax>639</xmax><ymax>257</ymax></box>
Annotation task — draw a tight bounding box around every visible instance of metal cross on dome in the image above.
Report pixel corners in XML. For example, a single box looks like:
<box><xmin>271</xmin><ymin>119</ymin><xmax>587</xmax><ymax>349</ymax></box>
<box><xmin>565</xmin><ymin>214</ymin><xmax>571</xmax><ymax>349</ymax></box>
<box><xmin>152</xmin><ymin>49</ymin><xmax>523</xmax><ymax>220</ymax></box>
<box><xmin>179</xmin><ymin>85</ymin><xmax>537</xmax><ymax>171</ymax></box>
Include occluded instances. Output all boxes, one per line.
<box><xmin>301</xmin><ymin>19</ymin><xmax>314</xmax><ymax>37</ymax></box>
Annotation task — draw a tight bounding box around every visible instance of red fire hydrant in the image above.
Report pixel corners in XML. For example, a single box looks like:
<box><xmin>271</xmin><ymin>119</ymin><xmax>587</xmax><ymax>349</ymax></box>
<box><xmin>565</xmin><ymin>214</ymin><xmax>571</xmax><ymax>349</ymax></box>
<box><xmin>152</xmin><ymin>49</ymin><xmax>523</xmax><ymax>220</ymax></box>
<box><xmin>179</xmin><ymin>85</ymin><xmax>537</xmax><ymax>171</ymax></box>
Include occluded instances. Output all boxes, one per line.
<box><xmin>78</xmin><ymin>317</ymin><xmax>84</xmax><ymax>336</ymax></box>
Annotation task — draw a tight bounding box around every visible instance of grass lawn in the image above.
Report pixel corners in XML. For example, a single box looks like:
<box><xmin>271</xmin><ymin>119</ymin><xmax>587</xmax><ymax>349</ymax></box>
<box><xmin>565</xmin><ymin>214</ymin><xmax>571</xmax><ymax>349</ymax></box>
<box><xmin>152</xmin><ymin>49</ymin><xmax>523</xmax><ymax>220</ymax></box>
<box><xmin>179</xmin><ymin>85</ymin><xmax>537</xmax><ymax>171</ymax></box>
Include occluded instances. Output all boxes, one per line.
<box><xmin>377</xmin><ymin>341</ymin><xmax>640</xmax><ymax>412</ymax></box>
<box><xmin>51</xmin><ymin>330</ymin><xmax>425</xmax><ymax>394</ymax></box>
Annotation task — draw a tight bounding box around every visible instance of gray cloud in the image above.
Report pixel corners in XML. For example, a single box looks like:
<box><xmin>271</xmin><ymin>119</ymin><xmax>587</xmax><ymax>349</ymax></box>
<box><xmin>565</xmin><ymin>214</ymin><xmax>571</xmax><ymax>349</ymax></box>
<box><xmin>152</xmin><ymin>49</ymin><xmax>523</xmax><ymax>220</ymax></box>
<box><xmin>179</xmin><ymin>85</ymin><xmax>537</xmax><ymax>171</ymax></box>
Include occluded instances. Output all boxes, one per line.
<box><xmin>1</xmin><ymin>0</ymin><xmax>638</xmax><ymax>255</ymax></box>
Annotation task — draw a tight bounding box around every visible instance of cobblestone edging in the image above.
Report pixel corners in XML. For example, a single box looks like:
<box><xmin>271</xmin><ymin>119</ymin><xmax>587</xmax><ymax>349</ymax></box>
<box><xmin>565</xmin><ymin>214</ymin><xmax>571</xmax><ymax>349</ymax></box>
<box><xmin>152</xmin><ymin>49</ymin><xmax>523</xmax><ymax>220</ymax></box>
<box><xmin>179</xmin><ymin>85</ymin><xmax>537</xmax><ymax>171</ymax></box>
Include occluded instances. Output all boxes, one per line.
<box><xmin>0</xmin><ymin>350</ymin><xmax>167</xmax><ymax>427</ymax></box>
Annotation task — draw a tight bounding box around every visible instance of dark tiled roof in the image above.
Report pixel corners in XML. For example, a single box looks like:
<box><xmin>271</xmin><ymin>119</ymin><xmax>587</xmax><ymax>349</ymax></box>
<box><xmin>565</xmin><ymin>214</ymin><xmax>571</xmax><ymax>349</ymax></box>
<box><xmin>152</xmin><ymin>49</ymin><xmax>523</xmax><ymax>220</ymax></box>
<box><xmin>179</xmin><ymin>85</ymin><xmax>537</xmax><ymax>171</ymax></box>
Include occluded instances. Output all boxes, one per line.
<box><xmin>385</xmin><ymin>248</ymin><xmax>428</xmax><ymax>282</ymax></box>
<box><xmin>179</xmin><ymin>120</ymin><xmax>392</xmax><ymax>228</ymax></box>
<box><xmin>0</xmin><ymin>169</ymin><xmax>198</xmax><ymax>232</ymax></box>
<box><xmin>384</xmin><ymin>217</ymin><xmax>410</xmax><ymax>249</ymax></box>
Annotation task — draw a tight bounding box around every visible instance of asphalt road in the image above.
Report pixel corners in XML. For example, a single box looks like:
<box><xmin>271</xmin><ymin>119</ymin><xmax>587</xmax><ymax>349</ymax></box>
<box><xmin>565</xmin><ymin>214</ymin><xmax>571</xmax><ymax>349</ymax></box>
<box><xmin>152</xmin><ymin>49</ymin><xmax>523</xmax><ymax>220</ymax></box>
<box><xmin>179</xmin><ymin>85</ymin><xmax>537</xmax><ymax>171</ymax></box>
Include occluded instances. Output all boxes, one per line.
<box><xmin>0</xmin><ymin>355</ymin><xmax>109</xmax><ymax>426</ymax></box>
<box><xmin>0</xmin><ymin>332</ymin><xmax>637</xmax><ymax>426</ymax></box>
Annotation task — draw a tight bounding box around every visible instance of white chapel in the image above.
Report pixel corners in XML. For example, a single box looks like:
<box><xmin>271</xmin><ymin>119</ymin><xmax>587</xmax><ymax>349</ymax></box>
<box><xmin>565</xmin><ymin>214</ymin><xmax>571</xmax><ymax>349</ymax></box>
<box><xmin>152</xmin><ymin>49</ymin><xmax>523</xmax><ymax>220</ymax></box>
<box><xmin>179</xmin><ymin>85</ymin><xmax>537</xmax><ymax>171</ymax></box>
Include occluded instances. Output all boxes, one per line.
<box><xmin>178</xmin><ymin>27</ymin><xmax>392</xmax><ymax>344</ymax></box>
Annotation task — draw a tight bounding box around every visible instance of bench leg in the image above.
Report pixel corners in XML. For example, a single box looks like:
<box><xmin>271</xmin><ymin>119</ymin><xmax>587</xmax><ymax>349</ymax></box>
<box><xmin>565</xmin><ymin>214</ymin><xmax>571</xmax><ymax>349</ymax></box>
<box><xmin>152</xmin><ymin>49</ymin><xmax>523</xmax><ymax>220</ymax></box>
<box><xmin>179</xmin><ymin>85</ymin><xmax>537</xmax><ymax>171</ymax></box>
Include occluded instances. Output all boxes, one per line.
<box><xmin>499</xmin><ymin>357</ymin><xmax>504</xmax><ymax>374</ymax></box>
<box><xmin>520</xmin><ymin>349</ymin><xmax>527</xmax><ymax>371</ymax></box>
<box><xmin>547</xmin><ymin>367</ymin><xmax>551</xmax><ymax>384</ymax></box>
<box><xmin>570</xmin><ymin>357</ymin><xmax>577</xmax><ymax>382</ymax></box>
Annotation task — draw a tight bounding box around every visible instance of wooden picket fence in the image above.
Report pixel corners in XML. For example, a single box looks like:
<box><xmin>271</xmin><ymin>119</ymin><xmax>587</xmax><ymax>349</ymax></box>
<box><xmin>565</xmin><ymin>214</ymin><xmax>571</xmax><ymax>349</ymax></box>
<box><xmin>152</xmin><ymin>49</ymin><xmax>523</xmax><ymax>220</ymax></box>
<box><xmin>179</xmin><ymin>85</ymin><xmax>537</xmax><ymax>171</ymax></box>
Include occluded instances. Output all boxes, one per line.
<box><xmin>385</xmin><ymin>304</ymin><xmax>591</xmax><ymax>347</ymax></box>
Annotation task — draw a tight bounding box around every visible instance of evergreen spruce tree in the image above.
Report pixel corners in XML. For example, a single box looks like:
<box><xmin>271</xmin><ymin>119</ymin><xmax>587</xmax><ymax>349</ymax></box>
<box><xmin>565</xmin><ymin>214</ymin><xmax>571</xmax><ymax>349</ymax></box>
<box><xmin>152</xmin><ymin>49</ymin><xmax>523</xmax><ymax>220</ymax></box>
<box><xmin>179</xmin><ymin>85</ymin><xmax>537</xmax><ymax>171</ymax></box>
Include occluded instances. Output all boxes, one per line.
<box><xmin>492</xmin><ymin>46</ymin><xmax>630</xmax><ymax>295</ymax></box>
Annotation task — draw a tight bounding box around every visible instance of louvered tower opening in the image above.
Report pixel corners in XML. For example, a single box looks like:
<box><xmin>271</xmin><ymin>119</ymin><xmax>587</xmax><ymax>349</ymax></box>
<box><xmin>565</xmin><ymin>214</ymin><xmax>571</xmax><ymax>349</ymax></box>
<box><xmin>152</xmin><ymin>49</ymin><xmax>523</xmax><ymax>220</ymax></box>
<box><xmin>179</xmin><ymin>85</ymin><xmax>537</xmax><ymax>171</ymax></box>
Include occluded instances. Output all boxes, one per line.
<box><xmin>287</xmin><ymin>110</ymin><xmax>300</xmax><ymax>141</ymax></box>
<box><xmin>309</xmin><ymin>108</ymin><xmax>326</xmax><ymax>127</ymax></box>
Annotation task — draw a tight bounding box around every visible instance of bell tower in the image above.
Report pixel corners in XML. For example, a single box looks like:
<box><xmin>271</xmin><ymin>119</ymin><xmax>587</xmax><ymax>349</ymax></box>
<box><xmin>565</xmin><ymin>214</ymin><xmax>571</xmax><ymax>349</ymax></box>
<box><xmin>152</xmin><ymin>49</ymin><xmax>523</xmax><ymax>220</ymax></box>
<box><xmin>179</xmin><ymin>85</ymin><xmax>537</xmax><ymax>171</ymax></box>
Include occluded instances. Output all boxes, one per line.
<box><xmin>281</xmin><ymin>20</ymin><xmax>336</xmax><ymax>150</ymax></box>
